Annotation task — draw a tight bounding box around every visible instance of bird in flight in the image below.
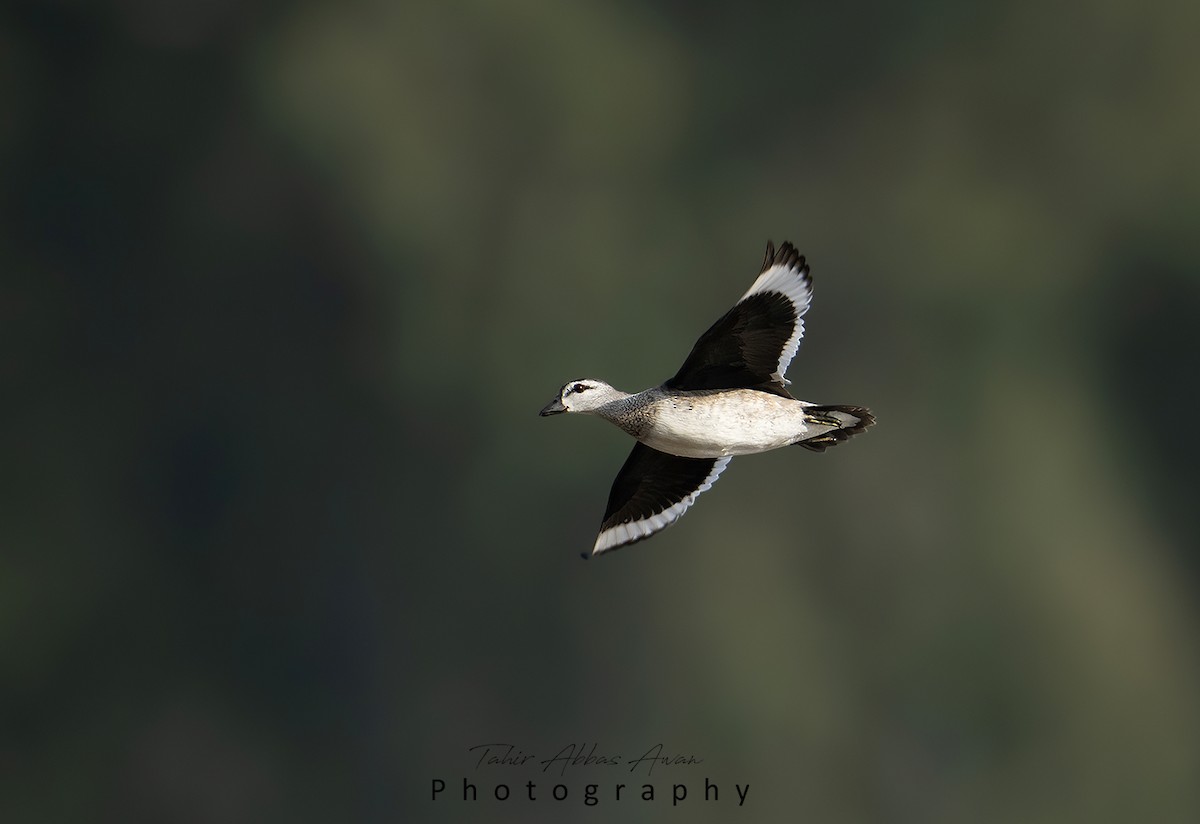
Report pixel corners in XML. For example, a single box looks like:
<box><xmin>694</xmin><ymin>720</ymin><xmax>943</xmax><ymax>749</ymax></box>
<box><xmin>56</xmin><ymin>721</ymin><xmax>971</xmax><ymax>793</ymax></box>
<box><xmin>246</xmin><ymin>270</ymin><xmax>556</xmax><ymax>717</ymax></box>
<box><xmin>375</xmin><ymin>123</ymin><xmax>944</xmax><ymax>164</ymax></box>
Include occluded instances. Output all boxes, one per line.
<box><xmin>541</xmin><ymin>241</ymin><xmax>874</xmax><ymax>558</ymax></box>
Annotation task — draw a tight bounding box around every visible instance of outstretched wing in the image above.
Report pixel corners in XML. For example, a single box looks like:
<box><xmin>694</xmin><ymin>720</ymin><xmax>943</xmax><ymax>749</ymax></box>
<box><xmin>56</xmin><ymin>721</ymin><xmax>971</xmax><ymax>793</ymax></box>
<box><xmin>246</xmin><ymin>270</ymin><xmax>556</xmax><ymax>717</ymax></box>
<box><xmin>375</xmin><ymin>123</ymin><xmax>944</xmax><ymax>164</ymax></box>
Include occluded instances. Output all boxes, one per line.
<box><xmin>665</xmin><ymin>241</ymin><xmax>813</xmax><ymax>397</ymax></box>
<box><xmin>588</xmin><ymin>443</ymin><xmax>732</xmax><ymax>557</ymax></box>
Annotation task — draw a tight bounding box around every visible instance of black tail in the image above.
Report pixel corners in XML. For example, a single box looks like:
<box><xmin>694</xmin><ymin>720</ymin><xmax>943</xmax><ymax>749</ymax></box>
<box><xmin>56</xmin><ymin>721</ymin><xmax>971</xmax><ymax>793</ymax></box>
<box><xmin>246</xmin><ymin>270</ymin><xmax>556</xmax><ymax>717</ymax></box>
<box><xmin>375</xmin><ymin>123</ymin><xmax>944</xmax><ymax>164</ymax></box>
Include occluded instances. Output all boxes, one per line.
<box><xmin>795</xmin><ymin>405</ymin><xmax>875</xmax><ymax>452</ymax></box>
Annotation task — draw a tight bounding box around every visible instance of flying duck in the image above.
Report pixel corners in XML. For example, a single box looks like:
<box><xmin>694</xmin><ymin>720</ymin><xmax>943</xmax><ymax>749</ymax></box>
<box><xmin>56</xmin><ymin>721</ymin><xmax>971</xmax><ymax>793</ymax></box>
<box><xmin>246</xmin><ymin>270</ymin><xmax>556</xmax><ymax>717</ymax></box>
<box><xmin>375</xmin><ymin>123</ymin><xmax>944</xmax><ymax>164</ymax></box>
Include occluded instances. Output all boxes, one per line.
<box><xmin>540</xmin><ymin>241</ymin><xmax>874</xmax><ymax>558</ymax></box>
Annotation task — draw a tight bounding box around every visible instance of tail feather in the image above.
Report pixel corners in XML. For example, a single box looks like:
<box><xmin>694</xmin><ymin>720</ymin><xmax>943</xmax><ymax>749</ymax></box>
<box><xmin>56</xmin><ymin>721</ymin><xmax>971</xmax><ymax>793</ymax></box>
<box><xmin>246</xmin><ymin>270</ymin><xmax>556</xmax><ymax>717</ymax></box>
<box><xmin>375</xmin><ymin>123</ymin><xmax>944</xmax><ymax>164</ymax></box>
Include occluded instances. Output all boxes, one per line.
<box><xmin>795</xmin><ymin>405</ymin><xmax>875</xmax><ymax>452</ymax></box>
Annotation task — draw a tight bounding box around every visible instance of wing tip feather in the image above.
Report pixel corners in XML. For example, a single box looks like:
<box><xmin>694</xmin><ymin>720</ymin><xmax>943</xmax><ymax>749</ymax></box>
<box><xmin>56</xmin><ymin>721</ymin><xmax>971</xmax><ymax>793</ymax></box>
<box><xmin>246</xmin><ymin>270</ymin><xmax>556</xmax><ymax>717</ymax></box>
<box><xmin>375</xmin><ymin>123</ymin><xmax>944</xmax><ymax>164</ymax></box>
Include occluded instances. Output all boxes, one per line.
<box><xmin>762</xmin><ymin>239</ymin><xmax>809</xmax><ymax>278</ymax></box>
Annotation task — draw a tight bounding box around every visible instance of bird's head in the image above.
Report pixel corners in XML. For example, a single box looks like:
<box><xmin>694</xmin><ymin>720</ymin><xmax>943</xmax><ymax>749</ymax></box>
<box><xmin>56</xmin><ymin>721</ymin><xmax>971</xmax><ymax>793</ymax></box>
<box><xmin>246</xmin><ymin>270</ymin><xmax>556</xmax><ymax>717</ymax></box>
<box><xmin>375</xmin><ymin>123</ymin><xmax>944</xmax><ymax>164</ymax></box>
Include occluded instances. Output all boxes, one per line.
<box><xmin>539</xmin><ymin>379</ymin><xmax>621</xmax><ymax>416</ymax></box>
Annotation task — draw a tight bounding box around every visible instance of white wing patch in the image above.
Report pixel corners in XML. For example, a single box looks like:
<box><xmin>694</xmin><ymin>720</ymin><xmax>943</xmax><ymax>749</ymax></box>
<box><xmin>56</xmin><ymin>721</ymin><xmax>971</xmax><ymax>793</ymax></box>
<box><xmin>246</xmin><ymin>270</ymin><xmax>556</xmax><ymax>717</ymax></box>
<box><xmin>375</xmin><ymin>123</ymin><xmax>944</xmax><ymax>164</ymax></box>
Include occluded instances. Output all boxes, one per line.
<box><xmin>738</xmin><ymin>260</ymin><xmax>813</xmax><ymax>384</ymax></box>
<box><xmin>591</xmin><ymin>456</ymin><xmax>733</xmax><ymax>556</ymax></box>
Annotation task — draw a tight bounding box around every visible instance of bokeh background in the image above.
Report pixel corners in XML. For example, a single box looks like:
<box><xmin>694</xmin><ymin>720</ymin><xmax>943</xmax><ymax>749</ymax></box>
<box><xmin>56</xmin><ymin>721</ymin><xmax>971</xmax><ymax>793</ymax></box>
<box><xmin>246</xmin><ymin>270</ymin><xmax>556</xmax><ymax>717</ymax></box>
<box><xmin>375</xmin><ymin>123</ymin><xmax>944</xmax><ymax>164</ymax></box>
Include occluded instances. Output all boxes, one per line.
<box><xmin>4</xmin><ymin>1</ymin><xmax>1199</xmax><ymax>822</ymax></box>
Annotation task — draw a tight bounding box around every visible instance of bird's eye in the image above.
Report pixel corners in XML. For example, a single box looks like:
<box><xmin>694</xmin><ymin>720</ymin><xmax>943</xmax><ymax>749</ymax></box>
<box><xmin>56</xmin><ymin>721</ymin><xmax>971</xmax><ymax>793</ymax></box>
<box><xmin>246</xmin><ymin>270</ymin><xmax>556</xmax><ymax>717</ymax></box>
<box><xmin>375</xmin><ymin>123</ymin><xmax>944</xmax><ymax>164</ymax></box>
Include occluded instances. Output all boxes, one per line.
<box><xmin>572</xmin><ymin>383</ymin><xmax>588</xmax><ymax>393</ymax></box>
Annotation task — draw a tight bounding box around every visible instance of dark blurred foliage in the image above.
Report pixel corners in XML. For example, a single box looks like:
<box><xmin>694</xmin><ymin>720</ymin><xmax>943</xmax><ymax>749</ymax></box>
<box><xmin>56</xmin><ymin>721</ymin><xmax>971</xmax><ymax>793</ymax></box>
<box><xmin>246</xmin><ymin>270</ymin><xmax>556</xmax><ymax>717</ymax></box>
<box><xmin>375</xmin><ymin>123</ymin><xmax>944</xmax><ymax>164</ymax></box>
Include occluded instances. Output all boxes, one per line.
<box><xmin>2</xmin><ymin>1</ymin><xmax>1198</xmax><ymax>822</ymax></box>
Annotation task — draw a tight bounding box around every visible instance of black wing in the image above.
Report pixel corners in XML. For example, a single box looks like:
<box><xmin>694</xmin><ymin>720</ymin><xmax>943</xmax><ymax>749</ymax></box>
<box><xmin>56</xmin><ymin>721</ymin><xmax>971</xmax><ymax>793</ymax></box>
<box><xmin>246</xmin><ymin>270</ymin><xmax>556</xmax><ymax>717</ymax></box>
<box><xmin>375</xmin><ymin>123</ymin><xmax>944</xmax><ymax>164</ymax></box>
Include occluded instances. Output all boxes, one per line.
<box><xmin>588</xmin><ymin>443</ymin><xmax>732</xmax><ymax>557</ymax></box>
<box><xmin>665</xmin><ymin>241</ymin><xmax>813</xmax><ymax>398</ymax></box>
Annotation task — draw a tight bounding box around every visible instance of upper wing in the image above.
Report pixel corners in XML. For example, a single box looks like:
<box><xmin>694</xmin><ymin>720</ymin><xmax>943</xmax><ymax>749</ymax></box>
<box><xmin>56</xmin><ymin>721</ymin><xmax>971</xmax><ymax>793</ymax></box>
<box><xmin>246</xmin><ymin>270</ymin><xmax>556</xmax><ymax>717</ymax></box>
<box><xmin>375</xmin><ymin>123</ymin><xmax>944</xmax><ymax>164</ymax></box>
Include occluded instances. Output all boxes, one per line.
<box><xmin>664</xmin><ymin>241</ymin><xmax>813</xmax><ymax>397</ymax></box>
<box><xmin>588</xmin><ymin>443</ymin><xmax>732</xmax><ymax>558</ymax></box>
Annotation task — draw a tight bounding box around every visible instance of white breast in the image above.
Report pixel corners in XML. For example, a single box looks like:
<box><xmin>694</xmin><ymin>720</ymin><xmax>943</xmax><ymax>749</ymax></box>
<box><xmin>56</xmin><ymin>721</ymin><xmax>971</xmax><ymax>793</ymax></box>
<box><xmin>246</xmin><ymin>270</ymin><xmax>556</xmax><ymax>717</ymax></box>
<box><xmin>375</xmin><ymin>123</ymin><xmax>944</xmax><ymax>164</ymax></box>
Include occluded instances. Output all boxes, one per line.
<box><xmin>639</xmin><ymin>390</ymin><xmax>811</xmax><ymax>458</ymax></box>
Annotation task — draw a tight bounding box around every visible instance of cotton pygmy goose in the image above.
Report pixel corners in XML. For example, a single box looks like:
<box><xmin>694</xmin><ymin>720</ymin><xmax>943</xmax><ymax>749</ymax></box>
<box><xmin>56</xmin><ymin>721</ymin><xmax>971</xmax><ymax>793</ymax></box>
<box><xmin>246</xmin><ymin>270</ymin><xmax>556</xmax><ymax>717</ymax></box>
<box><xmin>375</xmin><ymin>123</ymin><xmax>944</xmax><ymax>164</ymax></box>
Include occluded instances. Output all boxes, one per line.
<box><xmin>540</xmin><ymin>241</ymin><xmax>875</xmax><ymax>558</ymax></box>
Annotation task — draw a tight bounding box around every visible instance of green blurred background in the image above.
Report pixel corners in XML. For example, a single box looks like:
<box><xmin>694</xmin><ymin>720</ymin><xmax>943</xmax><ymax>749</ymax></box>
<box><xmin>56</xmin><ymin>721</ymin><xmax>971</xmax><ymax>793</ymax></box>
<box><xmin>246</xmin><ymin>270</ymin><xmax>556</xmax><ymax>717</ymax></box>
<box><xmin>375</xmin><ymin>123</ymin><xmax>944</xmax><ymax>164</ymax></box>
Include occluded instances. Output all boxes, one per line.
<box><xmin>4</xmin><ymin>1</ymin><xmax>1199</xmax><ymax>822</ymax></box>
